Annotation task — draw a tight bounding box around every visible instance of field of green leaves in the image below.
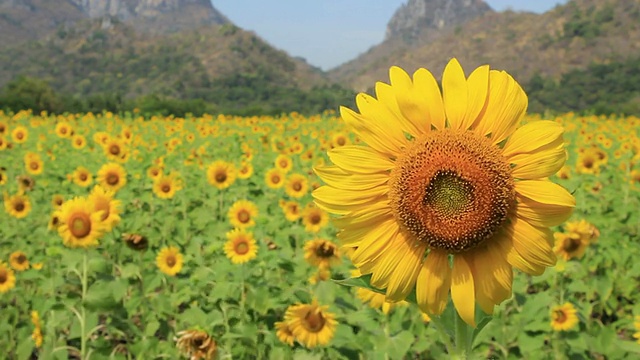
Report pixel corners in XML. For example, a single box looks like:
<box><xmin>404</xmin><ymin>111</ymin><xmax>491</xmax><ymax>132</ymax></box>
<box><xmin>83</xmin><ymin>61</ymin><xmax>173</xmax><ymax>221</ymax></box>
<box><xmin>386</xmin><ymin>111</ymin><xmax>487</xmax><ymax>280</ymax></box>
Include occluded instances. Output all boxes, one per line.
<box><xmin>0</xmin><ymin>109</ymin><xmax>639</xmax><ymax>359</ymax></box>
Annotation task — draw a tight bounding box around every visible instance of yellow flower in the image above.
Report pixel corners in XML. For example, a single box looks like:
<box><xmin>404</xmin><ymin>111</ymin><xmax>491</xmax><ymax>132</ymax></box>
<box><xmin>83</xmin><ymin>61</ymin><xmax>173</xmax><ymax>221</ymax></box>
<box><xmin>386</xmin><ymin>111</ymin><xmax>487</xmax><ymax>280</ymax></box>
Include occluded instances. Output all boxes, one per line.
<box><xmin>73</xmin><ymin>166</ymin><xmax>93</xmax><ymax>187</ymax></box>
<box><xmin>11</xmin><ymin>126</ymin><xmax>28</xmax><ymax>143</ymax></box>
<box><xmin>153</xmin><ymin>173</ymin><xmax>183</xmax><ymax>199</ymax></box>
<box><xmin>55</xmin><ymin>196</ymin><xmax>107</xmax><ymax>248</ymax></box>
<box><xmin>633</xmin><ymin>316</ymin><xmax>640</xmax><ymax>344</ymax></box>
<box><xmin>147</xmin><ymin>165</ymin><xmax>163</xmax><ymax>180</ymax></box>
<box><xmin>237</xmin><ymin>161</ymin><xmax>253</xmax><ymax>179</ymax></box>
<box><xmin>284</xmin><ymin>300</ymin><xmax>337</xmax><ymax>349</ymax></box>
<box><xmin>227</xmin><ymin>200</ymin><xmax>258</xmax><ymax>228</ymax></box>
<box><xmin>206</xmin><ymin>160</ymin><xmax>236</xmax><ymax>189</ymax></box>
<box><xmin>313</xmin><ymin>59</ymin><xmax>575</xmax><ymax>326</ymax></box>
<box><xmin>0</xmin><ymin>262</ymin><xmax>16</xmax><ymax>293</ymax></box>
<box><xmin>31</xmin><ymin>311</ymin><xmax>43</xmax><ymax>348</ymax></box>
<box><xmin>301</xmin><ymin>205</ymin><xmax>328</xmax><ymax>233</ymax></box>
<box><xmin>51</xmin><ymin>194</ymin><xmax>65</xmax><ymax>209</ymax></box>
<box><xmin>285</xmin><ymin>173</ymin><xmax>309</xmax><ymax>199</ymax></box>
<box><xmin>550</xmin><ymin>303</ymin><xmax>579</xmax><ymax>331</ymax></box>
<box><xmin>71</xmin><ymin>134</ymin><xmax>86</xmax><ymax>149</ymax></box>
<box><xmin>274</xmin><ymin>154</ymin><xmax>293</xmax><ymax>173</ymax></box>
<box><xmin>24</xmin><ymin>153</ymin><xmax>44</xmax><ymax>175</ymax></box>
<box><xmin>4</xmin><ymin>192</ymin><xmax>31</xmax><ymax>219</ymax></box>
<box><xmin>9</xmin><ymin>251</ymin><xmax>29</xmax><ymax>271</ymax></box>
<box><xmin>265</xmin><ymin>168</ymin><xmax>285</xmax><ymax>189</ymax></box>
<box><xmin>279</xmin><ymin>200</ymin><xmax>302</xmax><ymax>222</ymax></box>
<box><xmin>88</xmin><ymin>185</ymin><xmax>121</xmax><ymax>231</ymax></box>
<box><xmin>97</xmin><ymin>163</ymin><xmax>127</xmax><ymax>192</ymax></box>
<box><xmin>275</xmin><ymin>321</ymin><xmax>295</xmax><ymax>346</ymax></box>
<box><xmin>303</xmin><ymin>239</ymin><xmax>341</xmax><ymax>269</ymax></box>
<box><xmin>156</xmin><ymin>246</ymin><xmax>183</xmax><ymax>276</ymax></box>
<box><xmin>103</xmin><ymin>138</ymin><xmax>128</xmax><ymax>162</ymax></box>
<box><xmin>55</xmin><ymin>122</ymin><xmax>72</xmax><ymax>138</ymax></box>
<box><xmin>224</xmin><ymin>228</ymin><xmax>258</xmax><ymax>264</ymax></box>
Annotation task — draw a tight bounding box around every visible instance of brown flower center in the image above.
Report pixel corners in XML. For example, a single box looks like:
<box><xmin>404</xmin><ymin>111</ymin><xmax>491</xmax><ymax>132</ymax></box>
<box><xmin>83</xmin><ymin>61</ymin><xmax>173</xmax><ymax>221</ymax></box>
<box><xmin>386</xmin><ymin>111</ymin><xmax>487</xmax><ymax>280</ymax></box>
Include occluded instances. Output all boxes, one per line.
<box><xmin>303</xmin><ymin>310</ymin><xmax>326</xmax><ymax>333</ymax></box>
<box><xmin>30</xmin><ymin>162</ymin><xmax>39</xmax><ymax>170</ymax></box>
<box><xmin>165</xmin><ymin>254</ymin><xmax>176</xmax><ymax>267</ymax></box>
<box><xmin>315</xmin><ymin>242</ymin><xmax>335</xmax><ymax>258</ymax></box>
<box><xmin>215</xmin><ymin>171</ymin><xmax>227</xmax><ymax>183</ymax></box>
<box><xmin>69</xmin><ymin>213</ymin><xmax>92</xmax><ymax>238</ymax></box>
<box><xmin>109</xmin><ymin>145</ymin><xmax>120</xmax><ymax>155</ymax></box>
<box><xmin>0</xmin><ymin>268</ymin><xmax>7</xmax><ymax>283</ymax></box>
<box><xmin>161</xmin><ymin>184</ymin><xmax>171</xmax><ymax>193</ymax></box>
<box><xmin>234</xmin><ymin>241</ymin><xmax>249</xmax><ymax>255</ymax></box>
<box><xmin>237</xmin><ymin>210</ymin><xmax>250</xmax><ymax>223</ymax></box>
<box><xmin>14</xmin><ymin>201</ymin><xmax>25</xmax><ymax>212</ymax></box>
<box><xmin>553</xmin><ymin>310</ymin><xmax>567</xmax><ymax>324</ymax></box>
<box><xmin>389</xmin><ymin>130</ymin><xmax>514</xmax><ymax>253</ymax></box>
<box><xmin>292</xmin><ymin>182</ymin><xmax>302</xmax><ymax>191</ymax></box>
<box><xmin>271</xmin><ymin>175</ymin><xmax>281</xmax><ymax>184</ymax></box>
<box><xmin>309</xmin><ymin>213</ymin><xmax>321</xmax><ymax>225</ymax></box>
<box><xmin>16</xmin><ymin>254</ymin><xmax>26</xmax><ymax>264</ymax></box>
<box><xmin>107</xmin><ymin>173</ymin><xmax>119</xmax><ymax>185</ymax></box>
<box><xmin>562</xmin><ymin>237</ymin><xmax>581</xmax><ymax>253</ymax></box>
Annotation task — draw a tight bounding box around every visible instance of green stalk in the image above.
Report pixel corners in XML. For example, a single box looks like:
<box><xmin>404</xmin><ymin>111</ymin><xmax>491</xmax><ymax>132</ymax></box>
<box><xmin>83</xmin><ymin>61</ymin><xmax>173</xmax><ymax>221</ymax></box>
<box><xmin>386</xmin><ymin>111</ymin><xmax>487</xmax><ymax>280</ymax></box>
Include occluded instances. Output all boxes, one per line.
<box><xmin>80</xmin><ymin>251</ymin><xmax>88</xmax><ymax>360</ymax></box>
<box><xmin>451</xmin><ymin>310</ymin><xmax>472</xmax><ymax>359</ymax></box>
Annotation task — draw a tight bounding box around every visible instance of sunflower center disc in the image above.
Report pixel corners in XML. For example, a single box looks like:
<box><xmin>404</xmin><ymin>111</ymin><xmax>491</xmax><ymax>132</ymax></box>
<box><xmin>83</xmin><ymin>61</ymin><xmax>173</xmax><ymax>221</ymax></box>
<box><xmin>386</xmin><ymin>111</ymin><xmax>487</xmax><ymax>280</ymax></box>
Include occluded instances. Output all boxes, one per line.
<box><xmin>107</xmin><ymin>174</ymin><xmax>119</xmax><ymax>185</ymax></box>
<box><xmin>162</xmin><ymin>184</ymin><xmax>171</xmax><ymax>193</ymax></box>
<box><xmin>70</xmin><ymin>213</ymin><xmax>92</xmax><ymax>238</ymax></box>
<box><xmin>303</xmin><ymin>311</ymin><xmax>326</xmax><ymax>332</ymax></box>
<box><xmin>166</xmin><ymin>255</ymin><xmax>176</xmax><ymax>267</ymax></box>
<box><xmin>293</xmin><ymin>182</ymin><xmax>302</xmax><ymax>191</ymax></box>
<box><xmin>0</xmin><ymin>269</ymin><xmax>6</xmax><ymax>283</ymax></box>
<box><xmin>562</xmin><ymin>237</ymin><xmax>581</xmax><ymax>252</ymax></box>
<box><xmin>389</xmin><ymin>129</ymin><xmax>515</xmax><ymax>253</ymax></box>
<box><xmin>553</xmin><ymin>310</ymin><xmax>567</xmax><ymax>323</ymax></box>
<box><xmin>15</xmin><ymin>202</ymin><xmax>25</xmax><ymax>212</ymax></box>
<box><xmin>315</xmin><ymin>242</ymin><xmax>335</xmax><ymax>258</ymax></box>
<box><xmin>215</xmin><ymin>172</ymin><xmax>227</xmax><ymax>183</ymax></box>
<box><xmin>30</xmin><ymin>162</ymin><xmax>39</xmax><ymax>170</ymax></box>
<box><xmin>235</xmin><ymin>241</ymin><xmax>249</xmax><ymax>255</ymax></box>
<box><xmin>17</xmin><ymin>255</ymin><xmax>26</xmax><ymax>264</ymax></box>
<box><xmin>237</xmin><ymin>210</ymin><xmax>250</xmax><ymax>223</ymax></box>
<box><xmin>109</xmin><ymin>145</ymin><xmax>120</xmax><ymax>155</ymax></box>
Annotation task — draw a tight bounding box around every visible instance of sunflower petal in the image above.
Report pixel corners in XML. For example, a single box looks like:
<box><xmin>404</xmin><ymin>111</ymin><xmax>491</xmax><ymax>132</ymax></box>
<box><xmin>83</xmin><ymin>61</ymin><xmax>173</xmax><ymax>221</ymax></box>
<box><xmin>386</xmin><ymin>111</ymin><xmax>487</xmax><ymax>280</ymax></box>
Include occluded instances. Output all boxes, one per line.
<box><xmin>515</xmin><ymin>180</ymin><xmax>576</xmax><ymax>207</ymax></box>
<box><xmin>385</xmin><ymin>235</ymin><xmax>426</xmax><ymax>301</ymax></box>
<box><xmin>516</xmin><ymin>195</ymin><xmax>574</xmax><ymax>227</ymax></box>
<box><xmin>474</xmin><ymin>70</ymin><xmax>527</xmax><ymax>144</ymax></box>
<box><xmin>510</xmin><ymin>143</ymin><xmax>567</xmax><ymax>179</ymax></box>
<box><xmin>511</xmin><ymin>218</ymin><xmax>557</xmax><ymax>268</ymax></box>
<box><xmin>502</xmin><ymin>121</ymin><xmax>564</xmax><ymax>158</ymax></box>
<box><xmin>442</xmin><ymin>58</ymin><xmax>468</xmax><ymax>130</ymax></box>
<box><xmin>349</xmin><ymin>219</ymin><xmax>399</xmax><ymax>264</ymax></box>
<box><xmin>355</xmin><ymin>93</ymin><xmax>408</xmax><ymax>150</ymax></box>
<box><xmin>462</xmin><ymin>64</ymin><xmax>490</xmax><ymax>131</ymax></box>
<box><xmin>470</xmin><ymin>245</ymin><xmax>513</xmax><ymax>314</ymax></box>
<box><xmin>416</xmin><ymin>249</ymin><xmax>451</xmax><ymax>315</ymax></box>
<box><xmin>314</xmin><ymin>165</ymin><xmax>388</xmax><ymax>191</ymax></box>
<box><xmin>451</xmin><ymin>255</ymin><xmax>476</xmax><ymax>327</ymax></box>
<box><xmin>341</xmin><ymin>106</ymin><xmax>401</xmax><ymax>157</ymax></box>
<box><xmin>495</xmin><ymin>229</ymin><xmax>546</xmax><ymax>275</ymax></box>
<box><xmin>327</xmin><ymin>146</ymin><xmax>394</xmax><ymax>174</ymax></box>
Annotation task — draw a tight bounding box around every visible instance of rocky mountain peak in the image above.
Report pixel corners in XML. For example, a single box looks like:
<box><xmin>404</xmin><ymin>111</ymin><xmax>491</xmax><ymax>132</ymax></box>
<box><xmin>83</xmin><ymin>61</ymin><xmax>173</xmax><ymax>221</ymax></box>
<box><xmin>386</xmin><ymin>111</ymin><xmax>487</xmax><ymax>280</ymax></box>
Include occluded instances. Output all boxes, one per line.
<box><xmin>386</xmin><ymin>0</ymin><xmax>493</xmax><ymax>43</ymax></box>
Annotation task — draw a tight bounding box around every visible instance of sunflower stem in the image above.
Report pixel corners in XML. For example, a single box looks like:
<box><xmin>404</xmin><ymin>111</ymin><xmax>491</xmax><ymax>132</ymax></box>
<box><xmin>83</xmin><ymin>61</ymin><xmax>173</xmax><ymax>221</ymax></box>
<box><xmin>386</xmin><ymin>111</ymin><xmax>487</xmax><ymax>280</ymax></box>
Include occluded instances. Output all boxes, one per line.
<box><xmin>80</xmin><ymin>251</ymin><xmax>88</xmax><ymax>360</ymax></box>
<box><xmin>451</xmin><ymin>309</ymin><xmax>472</xmax><ymax>359</ymax></box>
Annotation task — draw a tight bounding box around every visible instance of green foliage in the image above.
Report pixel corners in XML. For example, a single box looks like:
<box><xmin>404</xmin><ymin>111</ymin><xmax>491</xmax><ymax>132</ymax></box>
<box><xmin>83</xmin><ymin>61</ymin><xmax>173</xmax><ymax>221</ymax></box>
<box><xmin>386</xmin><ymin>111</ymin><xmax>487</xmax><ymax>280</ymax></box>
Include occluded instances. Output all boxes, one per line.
<box><xmin>525</xmin><ymin>56</ymin><xmax>640</xmax><ymax>116</ymax></box>
<box><xmin>0</xmin><ymin>76</ymin><xmax>63</xmax><ymax>114</ymax></box>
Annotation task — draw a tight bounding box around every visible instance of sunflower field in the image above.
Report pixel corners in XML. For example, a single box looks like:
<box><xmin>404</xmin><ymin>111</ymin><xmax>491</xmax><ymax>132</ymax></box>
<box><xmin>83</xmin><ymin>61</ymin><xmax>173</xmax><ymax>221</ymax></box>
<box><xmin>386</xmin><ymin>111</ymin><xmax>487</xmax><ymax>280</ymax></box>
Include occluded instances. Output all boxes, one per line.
<box><xmin>0</xmin><ymin>102</ymin><xmax>640</xmax><ymax>360</ymax></box>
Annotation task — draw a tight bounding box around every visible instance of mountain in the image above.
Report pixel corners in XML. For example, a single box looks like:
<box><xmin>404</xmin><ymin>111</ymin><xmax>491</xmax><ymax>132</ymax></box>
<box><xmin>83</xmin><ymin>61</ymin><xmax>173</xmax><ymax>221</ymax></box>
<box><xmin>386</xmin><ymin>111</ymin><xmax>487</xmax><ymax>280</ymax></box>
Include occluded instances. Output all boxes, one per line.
<box><xmin>330</xmin><ymin>0</ymin><xmax>640</xmax><ymax>92</ymax></box>
<box><xmin>0</xmin><ymin>0</ymin><xmax>228</xmax><ymax>47</ymax></box>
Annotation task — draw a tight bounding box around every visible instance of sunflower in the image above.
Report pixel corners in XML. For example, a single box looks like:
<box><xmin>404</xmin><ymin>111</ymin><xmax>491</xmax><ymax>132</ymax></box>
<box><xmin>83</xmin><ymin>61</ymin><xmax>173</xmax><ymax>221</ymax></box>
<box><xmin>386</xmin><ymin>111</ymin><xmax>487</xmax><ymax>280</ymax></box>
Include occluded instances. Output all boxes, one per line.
<box><xmin>0</xmin><ymin>262</ymin><xmax>16</xmax><ymax>293</ymax></box>
<box><xmin>301</xmin><ymin>205</ymin><xmax>328</xmax><ymax>233</ymax></box>
<box><xmin>24</xmin><ymin>154</ymin><xmax>44</xmax><ymax>175</ymax></box>
<box><xmin>550</xmin><ymin>303</ymin><xmax>579</xmax><ymax>331</ymax></box>
<box><xmin>55</xmin><ymin>122</ymin><xmax>72</xmax><ymax>138</ymax></box>
<box><xmin>153</xmin><ymin>173</ymin><xmax>183</xmax><ymax>199</ymax></box>
<box><xmin>17</xmin><ymin>175</ymin><xmax>35</xmax><ymax>192</ymax></box>
<box><xmin>237</xmin><ymin>161</ymin><xmax>254</xmax><ymax>179</ymax></box>
<box><xmin>73</xmin><ymin>166</ymin><xmax>93</xmax><ymax>187</ymax></box>
<box><xmin>0</xmin><ymin>121</ymin><xmax>6</xmax><ymax>135</ymax></box>
<box><xmin>103</xmin><ymin>138</ymin><xmax>128</xmax><ymax>162</ymax></box>
<box><xmin>88</xmin><ymin>185</ymin><xmax>121</xmax><ymax>231</ymax></box>
<box><xmin>4</xmin><ymin>192</ymin><xmax>31</xmax><ymax>218</ymax></box>
<box><xmin>0</xmin><ymin>137</ymin><xmax>7</xmax><ymax>151</ymax></box>
<box><xmin>97</xmin><ymin>163</ymin><xmax>127</xmax><ymax>192</ymax></box>
<box><xmin>11</xmin><ymin>126</ymin><xmax>28</xmax><ymax>144</ymax></box>
<box><xmin>175</xmin><ymin>329</ymin><xmax>218</xmax><ymax>360</ymax></box>
<box><xmin>285</xmin><ymin>173</ymin><xmax>309</xmax><ymax>199</ymax></box>
<box><xmin>265</xmin><ymin>168</ymin><xmax>285</xmax><ymax>189</ymax></box>
<box><xmin>31</xmin><ymin>311</ymin><xmax>43</xmax><ymax>348</ymax></box>
<box><xmin>147</xmin><ymin>165</ymin><xmax>163</xmax><ymax>180</ymax></box>
<box><xmin>284</xmin><ymin>300</ymin><xmax>337</xmax><ymax>349</ymax></box>
<box><xmin>156</xmin><ymin>246</ymin><xmax>184</xmax><ymax>276</ymax></box>
<box><xmin>331</xmin><ymin>132</ymin><xmax>349</xmax><ymax>148</ymax></box>
<box><xmin>206</xmin><ymin>160</ymin><xmax>236</xmax><ymax>189</ymax></box>
<box><xmin>275</xmin><ymin>321</ymin><xmax>295</xmax><ymax>346</ymax></box>
<box><xmin>279</xmin><ymin>200</ymin><xmax>302</xmax><ymax>221</ymax></box>
<box><xmin>55</xmin><ymin>196</ymin><xmax>107</xmax><ymax>248</ymax></box>
<box><xmin>122</xmin><ymin>233</ymin><xmax>149</xmax><ymax>251</ymax></box>
<box><xmin>0</xmin><ymin>168</ymin><xmax>6</xmax><ymax>185</ymax></box>
<box><xmin>224</xmin><ymin>228</ymin><xmax>258</xmax><ymax>264</ymax></box>
<box><xmin>304</xmin><ymin>239</ymin><xmax>341</xmax><ymax>269</ymax></box>
<box><xmin>227</xmin><ymin>200</ymin><xmax>258</xmax><ymax>228</ymax></box>
<box><xmin>9</xmin><ymin>251</ymin><xmax>29</xmax><ymax>271</ymax></box>
<box><xmin>51</xmin><ymin>194</ymin><xmax>65</xmax><ymax>208</ymax></box>
<box><xmin>312</xmin><ymin>59</ymin><xmax>575</xmax><ymax>326</ymax></box>
<box><xmin>48</xmin><ymin>213</ymin><xmax>61</xmax><ymax>231</ymax></box>
<box><xmin>275</xmin><ymin>154</ymin><xmax>293</xmax><ymax>173</ymax></box>
<box><xmin>71</xmin><ymin>134</ymin><xmax>86</xmax><ymax>149</ymax></box>
<box><xmin>576</xmin><ymin>149</ymin><xmax>601</xmax><ymax>174</ymax></box>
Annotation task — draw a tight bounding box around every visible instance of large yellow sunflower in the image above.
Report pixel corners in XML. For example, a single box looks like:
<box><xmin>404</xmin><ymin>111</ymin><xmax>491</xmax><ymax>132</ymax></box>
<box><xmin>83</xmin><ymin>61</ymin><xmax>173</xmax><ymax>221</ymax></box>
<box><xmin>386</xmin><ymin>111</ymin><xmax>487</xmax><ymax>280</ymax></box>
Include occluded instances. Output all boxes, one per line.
<box><xmin>312</xmin><ymin>59</ymin><xmax>575</xmax><ymax>326</ymax></box>
<box><xmin>55</xmin><ymin>196</ymin><xmax>107</xmax><ymax>248</ymax></box>
<box><xmin>4</xmin><ymin>192</ymin><xmax>31</xmax><ymax>219</ymax></box>
<box><xmin>285</xmin><ymin>173</ymin><xmax>309</xmax><ymax>199</ymax></box>
<box><xmin>284</xmin><ymin>300</ymin><xmax>337</xmax><ymax>349</ymax></box>
<box><xmin>9</xmin><ymin>251</ymin><xmax>29</xmax><ymax>271</ymax></box>
<box><xmin>156</xmin><ymin>246</ymin><xmax>184</xmax><ymax>276</ymax></box>
<box><xmin>224</xmin><ymin>228</ymin><xmax>258</xmax><ymax>264</ymax></box>
<box><xmin>88</xmin><ymin>185</ymin><xmax>121</xmax><ymax>231</ymax></box>
<box><xmin>227</xmin><ymin>200</ymin><xmax>258</xmax><ymax>228</ymax></box>
<box><xmin>0</xmin><ymin>262</ymin><xmax>16</xmax><ymax>293</ymax></box>
<box><xmin>206</xmin><ymin>160</ymin><xmax>236</xmax><ymax>189</ymax></box>
<box><xmin>97</xmin><ymin>163</ymin><xmax>127</xmax><ymax>192</ymax></box>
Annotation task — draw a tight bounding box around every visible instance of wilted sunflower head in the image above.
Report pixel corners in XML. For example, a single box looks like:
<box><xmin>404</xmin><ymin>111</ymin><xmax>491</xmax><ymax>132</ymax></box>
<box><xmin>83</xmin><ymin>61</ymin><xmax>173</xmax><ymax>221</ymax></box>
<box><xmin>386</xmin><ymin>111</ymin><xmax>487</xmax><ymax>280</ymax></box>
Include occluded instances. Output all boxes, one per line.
<box><xmin>122</xmin><ymin>233</ymin><xmax>149</xmax><ymax>251</ymax></box>
<box><xmin>175</xmin><ymin>329</ymin><xmax>218</xmax><ymax>360</ymax></box>
<box><xmin>17</xmin><ymin>175</ymin><xmax>35</xmax><ymax>192</ymax></box>
<box><xmin>304</xmin><ymin>239</ymin><xmax>340</xmax><ymax>269</ymax></box>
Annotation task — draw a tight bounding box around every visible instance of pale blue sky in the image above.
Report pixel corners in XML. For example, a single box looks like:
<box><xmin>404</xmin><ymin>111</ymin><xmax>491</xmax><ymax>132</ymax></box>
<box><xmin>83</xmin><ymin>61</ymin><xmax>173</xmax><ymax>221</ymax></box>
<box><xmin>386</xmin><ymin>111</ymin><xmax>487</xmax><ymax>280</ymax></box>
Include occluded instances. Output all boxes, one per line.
<box><xmin>213</xmin><ymin>1</ymin><xmax>567</xmax><ymax>70</ymax></box>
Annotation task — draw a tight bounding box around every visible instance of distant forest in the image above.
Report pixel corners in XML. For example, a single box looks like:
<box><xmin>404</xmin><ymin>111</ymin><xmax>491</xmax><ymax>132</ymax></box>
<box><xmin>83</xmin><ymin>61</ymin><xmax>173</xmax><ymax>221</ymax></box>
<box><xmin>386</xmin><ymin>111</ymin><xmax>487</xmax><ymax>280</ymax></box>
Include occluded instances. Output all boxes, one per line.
<box><xmin>1</xmin><ymin>56</ymin><xmax>639</xmax><ymax>117</ymax></box>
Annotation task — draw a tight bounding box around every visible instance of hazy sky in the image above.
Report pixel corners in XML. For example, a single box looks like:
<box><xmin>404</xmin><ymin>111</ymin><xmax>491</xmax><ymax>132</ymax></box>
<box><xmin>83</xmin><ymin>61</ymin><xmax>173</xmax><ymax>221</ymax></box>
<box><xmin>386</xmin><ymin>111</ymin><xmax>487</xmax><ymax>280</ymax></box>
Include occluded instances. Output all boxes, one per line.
<box><xmin>213</xmin><ymin>1</ymin><xmax>567</xmax><ymax>70</ymax></box>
